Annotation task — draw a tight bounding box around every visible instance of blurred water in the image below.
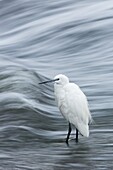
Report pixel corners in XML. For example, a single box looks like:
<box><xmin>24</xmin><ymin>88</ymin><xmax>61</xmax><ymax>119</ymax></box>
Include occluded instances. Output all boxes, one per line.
<box><xmin>0</xmin><ymin>0</ymin><xmax>113</xmax><ymax>169</ymax></box>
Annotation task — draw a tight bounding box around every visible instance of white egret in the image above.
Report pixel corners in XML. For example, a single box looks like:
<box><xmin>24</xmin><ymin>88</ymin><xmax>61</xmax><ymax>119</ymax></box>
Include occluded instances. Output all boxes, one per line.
<box><xmin>39</xmin><ymin>74</ymin><xmax>92</xmax><ymax>144</ymax></box>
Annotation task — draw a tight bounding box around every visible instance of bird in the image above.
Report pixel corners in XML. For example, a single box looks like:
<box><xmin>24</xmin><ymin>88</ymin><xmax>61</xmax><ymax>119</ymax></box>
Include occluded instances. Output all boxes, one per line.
<box><xmin>39</xmin><ymin>74</ymin><xmax>92</xmax><ymax>145</ymax></box>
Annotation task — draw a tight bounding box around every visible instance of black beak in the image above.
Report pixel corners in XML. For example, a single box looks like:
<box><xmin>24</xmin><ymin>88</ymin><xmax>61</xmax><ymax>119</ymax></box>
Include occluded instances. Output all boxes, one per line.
<box><xmin>39</xmin><ymin>78</ymin><xmax>59</xmax><ymax>84</ymax></box>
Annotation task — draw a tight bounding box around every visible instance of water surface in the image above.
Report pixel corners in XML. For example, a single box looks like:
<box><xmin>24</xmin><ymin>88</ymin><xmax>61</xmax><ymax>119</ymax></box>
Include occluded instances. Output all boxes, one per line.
<box><xmin>0</xmin><ymin>0</ymin><xmax>113</xmax><ymax>169</ymax></box>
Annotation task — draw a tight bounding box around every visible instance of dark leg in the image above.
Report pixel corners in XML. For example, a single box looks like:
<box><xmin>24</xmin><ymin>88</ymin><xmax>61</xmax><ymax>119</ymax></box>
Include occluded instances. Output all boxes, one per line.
<box><xmin>76</xmin><ymin>128</ymin><xmax>78</xmax><ymax>143</ymax></box>
<box><xmin>66</xmin><ymin>123</ymin><xmax>71</xmax><ymax>145</ymax></box>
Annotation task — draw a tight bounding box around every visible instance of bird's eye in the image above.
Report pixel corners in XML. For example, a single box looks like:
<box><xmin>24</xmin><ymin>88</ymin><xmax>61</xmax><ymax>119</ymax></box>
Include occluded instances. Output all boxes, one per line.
<box><xmin>55</xmin><ymin>78</ymin><xmax>60</xmax><ymax>81</ymax></box>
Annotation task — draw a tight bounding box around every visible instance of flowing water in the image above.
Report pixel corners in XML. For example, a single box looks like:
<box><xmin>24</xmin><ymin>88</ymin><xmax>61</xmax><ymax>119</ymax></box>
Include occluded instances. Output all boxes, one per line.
<box><xmin>0</xmin><ymin>0</ymin><xmax>113</xmax><ymax>169</ymax></box>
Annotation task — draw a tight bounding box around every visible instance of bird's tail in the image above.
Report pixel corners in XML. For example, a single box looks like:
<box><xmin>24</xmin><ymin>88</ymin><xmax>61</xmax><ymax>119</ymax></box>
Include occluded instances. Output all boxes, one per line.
<box><xmin>77</xmin><ymin>123</ymin><xmax>89</xmax><ymax>137</ymax></box>
<box><xmin>89</xmin><ymin>113</ymin><xmax>94</xmax><ymax>125</ymax></box>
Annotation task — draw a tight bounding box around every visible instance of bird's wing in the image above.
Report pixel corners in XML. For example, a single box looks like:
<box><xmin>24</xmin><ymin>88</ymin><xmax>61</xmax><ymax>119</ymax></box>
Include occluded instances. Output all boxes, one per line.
<box><xmin>60</xmin><ymin>83</ymin><xmax>91</xmax><ymax>137</ymax></box>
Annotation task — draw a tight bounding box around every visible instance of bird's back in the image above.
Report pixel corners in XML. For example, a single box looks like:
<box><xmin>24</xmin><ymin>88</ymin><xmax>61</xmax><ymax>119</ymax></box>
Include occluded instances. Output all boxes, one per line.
<box><xmin>54</xmin><ymin>82</ymin><xmax>92</xmax><ymax>137</ymax></box>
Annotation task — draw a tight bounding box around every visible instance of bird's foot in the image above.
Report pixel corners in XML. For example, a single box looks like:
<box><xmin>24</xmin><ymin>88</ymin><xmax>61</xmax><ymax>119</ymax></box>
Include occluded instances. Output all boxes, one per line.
<box><xmin>75</xmin><ymin>138</ymin><xmax>78</xmax><ymax>143</ymax></box>
<box><xmin>65</xmin><ymin>139</ymin><xmax>69</xmax><ymax>146</ymax></box>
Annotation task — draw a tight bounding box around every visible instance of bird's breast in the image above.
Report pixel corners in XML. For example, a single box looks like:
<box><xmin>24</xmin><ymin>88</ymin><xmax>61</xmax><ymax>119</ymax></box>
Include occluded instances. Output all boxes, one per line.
<box><xmin>54</xmin><ymin>84</ymin><xmax>70</xmax><ymax>120</ymax></box>
<box><xmin>54</xmin><ymin>85</ymin><xmax>65</xmax><ymax>103</ymax></box>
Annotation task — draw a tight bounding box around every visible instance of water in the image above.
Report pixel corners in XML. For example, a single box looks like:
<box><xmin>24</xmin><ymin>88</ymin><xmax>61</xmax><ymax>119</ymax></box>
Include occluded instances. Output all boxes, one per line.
<box><xmin>0</xmin><ymin>0</ymin><xmax>113</xmax><ymax>169</ymax></box>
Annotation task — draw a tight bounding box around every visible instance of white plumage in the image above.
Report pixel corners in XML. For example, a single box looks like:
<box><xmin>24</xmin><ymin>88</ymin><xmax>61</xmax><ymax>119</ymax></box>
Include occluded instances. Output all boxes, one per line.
<box><xmin>39</xmin><ymin>74</ymin><xmax>92</xmax><ymax>144</ymax></box>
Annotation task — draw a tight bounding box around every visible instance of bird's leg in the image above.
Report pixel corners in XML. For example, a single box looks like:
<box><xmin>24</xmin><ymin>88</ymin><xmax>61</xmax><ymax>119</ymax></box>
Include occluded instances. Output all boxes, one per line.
<box><xmin>66</xmin><ymin>123</ymin><xmax>71</xmax><ymax>145</ymax></box>
<box><xmin>76</xmin><ymin>128</ymin><xmax>78</xmax><ymax>143</ymax></box>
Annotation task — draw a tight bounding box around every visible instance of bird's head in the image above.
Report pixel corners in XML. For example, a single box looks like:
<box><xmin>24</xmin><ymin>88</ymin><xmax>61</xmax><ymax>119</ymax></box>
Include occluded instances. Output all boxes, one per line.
<box><xmin>54</xmin><ymin>74</ymin><xmax>69</xmax><ymax>86</ymax></box>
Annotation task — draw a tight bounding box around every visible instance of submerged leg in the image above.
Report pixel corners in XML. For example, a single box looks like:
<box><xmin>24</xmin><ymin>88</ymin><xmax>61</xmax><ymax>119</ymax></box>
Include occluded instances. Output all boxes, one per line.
<box><xmin>76</xmin><ymin>128</ymin><xmax>78</xmax><ymax>143</ymax></box>
<box><xmin>66</xmin><ymin>123</ymin><xmax>71</xmax><ymax>145</ymax></box>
